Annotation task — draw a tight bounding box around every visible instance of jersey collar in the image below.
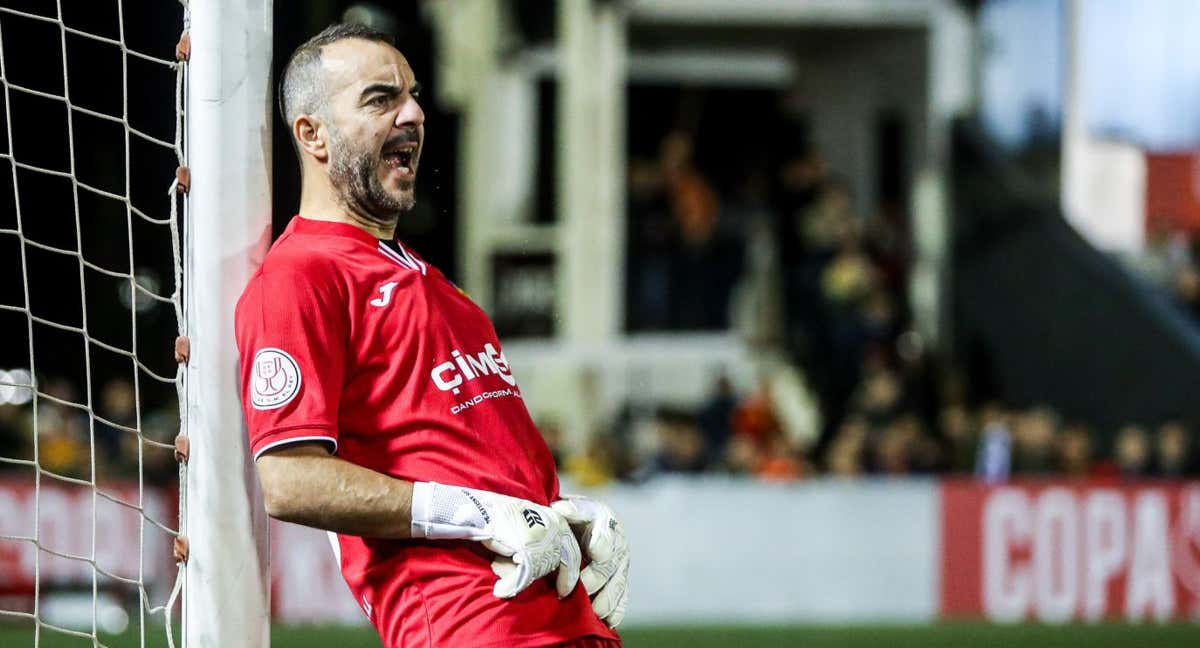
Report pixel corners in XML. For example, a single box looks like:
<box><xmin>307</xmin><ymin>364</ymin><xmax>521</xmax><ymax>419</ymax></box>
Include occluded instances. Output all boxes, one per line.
<box><xmin>289</xmin><ymin>215</ymin><xmax>384</xmax><ymax>246</ymax></box>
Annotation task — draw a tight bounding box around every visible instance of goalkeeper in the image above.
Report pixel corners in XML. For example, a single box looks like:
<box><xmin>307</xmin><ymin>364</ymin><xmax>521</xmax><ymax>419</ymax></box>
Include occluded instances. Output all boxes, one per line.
<box><xmin>234</xmin><ymin>23</ymin><xmax>628</xmax><ymax>648</ymax></box>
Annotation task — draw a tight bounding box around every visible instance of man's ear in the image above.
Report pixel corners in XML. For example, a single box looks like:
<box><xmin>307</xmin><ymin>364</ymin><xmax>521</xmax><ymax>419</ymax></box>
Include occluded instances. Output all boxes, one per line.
<box><xmin>294</xmin><ymin>114</ymin><xmax>329</xmax><ymax>162</ymax></box>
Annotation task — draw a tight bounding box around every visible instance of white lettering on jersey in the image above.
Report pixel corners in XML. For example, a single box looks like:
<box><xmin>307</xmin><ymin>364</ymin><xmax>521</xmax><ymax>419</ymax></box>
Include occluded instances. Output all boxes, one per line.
<box><xmin>430</xmin><ymin>343</ymin><xmax>516</xmax><ymax>396</ymax></box>
<box><xmin>370</xmin><ymin>281</ymin><xmax>399</xmax><ymax>307</ymax></box>
<box><xmin>249</xmin><ymin>348</ymin><xmax>302</xmax><ymax>410</ymax></box>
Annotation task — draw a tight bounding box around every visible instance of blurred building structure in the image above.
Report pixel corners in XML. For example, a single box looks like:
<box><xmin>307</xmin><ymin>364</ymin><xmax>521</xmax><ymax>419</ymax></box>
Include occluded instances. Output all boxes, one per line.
<box><xmin>425</xmin><ymin>0</ymin><xmax>973</xmax><ymax>452</ymax></box>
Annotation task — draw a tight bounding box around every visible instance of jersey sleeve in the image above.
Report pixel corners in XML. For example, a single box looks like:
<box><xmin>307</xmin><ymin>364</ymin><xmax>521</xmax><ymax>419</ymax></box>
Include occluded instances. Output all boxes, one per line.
<box><xmin>235</xmin><ymin>263</ymin><xmax>348</xmax><ymax>460</ymax></box>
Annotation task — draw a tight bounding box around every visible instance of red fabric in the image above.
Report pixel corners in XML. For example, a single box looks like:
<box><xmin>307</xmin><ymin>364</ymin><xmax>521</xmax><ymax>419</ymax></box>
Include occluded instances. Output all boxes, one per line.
<box><xmin>235</xmin><ymin>217</ymin><xmax>618</xmax><ymax>647</ymax></box>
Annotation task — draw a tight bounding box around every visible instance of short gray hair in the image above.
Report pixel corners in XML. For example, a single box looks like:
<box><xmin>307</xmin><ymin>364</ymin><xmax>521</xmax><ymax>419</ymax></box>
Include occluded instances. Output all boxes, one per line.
<box><xmin>277</xmin><ymin>23</ymin><xmax>394</xmax><ymax>129</ymax></box>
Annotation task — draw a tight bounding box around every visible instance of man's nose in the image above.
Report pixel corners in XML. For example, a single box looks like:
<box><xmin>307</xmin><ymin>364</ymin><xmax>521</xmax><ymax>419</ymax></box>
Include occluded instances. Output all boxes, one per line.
<box><xmin>395</xmin><ymin>96</ymin><xmax>424</xmax><ymax>129</ymax></box>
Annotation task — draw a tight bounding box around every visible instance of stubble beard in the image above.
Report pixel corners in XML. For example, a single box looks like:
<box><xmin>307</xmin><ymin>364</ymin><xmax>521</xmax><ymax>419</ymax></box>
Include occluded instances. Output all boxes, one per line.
<box><xmin>329</xmin><ymin>133</ymin><xmax>415</xmax><ymax>230</ymax></box>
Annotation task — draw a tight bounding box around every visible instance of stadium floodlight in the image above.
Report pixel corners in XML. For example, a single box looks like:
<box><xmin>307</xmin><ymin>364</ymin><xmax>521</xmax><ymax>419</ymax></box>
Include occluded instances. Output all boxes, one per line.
<box><xmin>0</xmin><ymin>1</ymin><xmax>273</xmax><ymax>646</ymax></box>
<box><xmin>0</xmin><ymin>370</ymin><xmax>11</xmax><ymax>405</ymax></box>
<box><xmin>0</xmin><ymin>369</ymin><xmax>33</xmax><ymax>406</ymax></box>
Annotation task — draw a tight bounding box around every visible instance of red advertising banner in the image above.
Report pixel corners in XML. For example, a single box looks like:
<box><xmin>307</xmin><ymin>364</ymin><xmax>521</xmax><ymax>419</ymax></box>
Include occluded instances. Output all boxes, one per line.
<box><xmin>0</xmin><ymin>480</ymin><xmax>364</xmax><ymax>624</ymax></box>
<box><xmin>1145</xmin><ymin>152</ymin><xmax>1200</xmax><ymax>234</ymax></box>
<box><xmin>942</xmin><ymin>480</ymin><xmax>1200</xmax><ymax>622</ymax></box>
<box><xmin>0</xmin><ymin>479</ymin><xmax>176</xmax><ymax>595</ymax></box>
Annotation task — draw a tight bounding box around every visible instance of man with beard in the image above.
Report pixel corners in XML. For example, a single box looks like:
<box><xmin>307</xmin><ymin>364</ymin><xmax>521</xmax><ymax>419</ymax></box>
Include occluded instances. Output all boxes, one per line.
<box><xmin>234</xmin><ymin>24</ymin><xmax>627</xmax><ymax>648</ymax></box>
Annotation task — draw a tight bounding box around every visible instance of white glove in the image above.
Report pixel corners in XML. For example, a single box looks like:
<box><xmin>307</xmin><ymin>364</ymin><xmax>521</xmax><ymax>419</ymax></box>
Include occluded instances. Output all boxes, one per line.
<box><xmin>411</xmin><ymin>481</ymin><xmax>581</xmax><ymax>599</ymax></box>
<box><xmin>551</xmin><ymin>495</ymin><xmax>630</xmax><ymax>628</ymax></box>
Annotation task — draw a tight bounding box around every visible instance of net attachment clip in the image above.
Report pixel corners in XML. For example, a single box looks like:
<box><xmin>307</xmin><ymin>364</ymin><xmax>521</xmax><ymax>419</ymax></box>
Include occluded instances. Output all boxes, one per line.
<box><xmin>173</xmin><ymin>536</ymin><xmax>190</xmax><ymax>565</ymax></box>
<box><xmin>174</xmin><ymin>167</ymin><xmax>190</xmax><ymax>195</ymax></box>
<box><xmin>174</xmin><ymin>434</ymin><xmax>190</xmax><ymax>463</ymax></box>
<box><xmin>174</xmin><ymin>335</ymin><xmax>190</xmax><ymax>364</ymax></box>
<box><xmin>175</xmin><ymin>31</ymin><xmax>190</xmax><ymax>62</ymax></box>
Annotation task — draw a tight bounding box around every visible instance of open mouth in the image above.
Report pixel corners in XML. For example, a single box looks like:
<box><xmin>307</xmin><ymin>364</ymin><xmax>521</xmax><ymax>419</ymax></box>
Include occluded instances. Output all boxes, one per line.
<box><xmin>382</xmin><ymin>142</ymin><xmax>418</xmax><ymax>177</ymax></box>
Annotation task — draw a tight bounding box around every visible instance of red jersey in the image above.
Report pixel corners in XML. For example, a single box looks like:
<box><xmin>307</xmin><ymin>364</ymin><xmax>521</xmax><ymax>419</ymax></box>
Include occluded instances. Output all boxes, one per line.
<box><xmin>235</xmin><ymin>217</ymin><xmax>618</xmax><ymax>647</ymax></box>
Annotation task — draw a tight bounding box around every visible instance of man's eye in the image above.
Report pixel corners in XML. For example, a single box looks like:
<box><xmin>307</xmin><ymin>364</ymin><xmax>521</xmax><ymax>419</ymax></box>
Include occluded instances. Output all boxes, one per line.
<box><xmin>410</xmin><ymin>83</ymin><xmax>422</xmax><ymax>100</ymax></box>
<box><xmin>369</xmin><ymin>95</ymin><xmax>390</xmax><ymax>107</ymax></box>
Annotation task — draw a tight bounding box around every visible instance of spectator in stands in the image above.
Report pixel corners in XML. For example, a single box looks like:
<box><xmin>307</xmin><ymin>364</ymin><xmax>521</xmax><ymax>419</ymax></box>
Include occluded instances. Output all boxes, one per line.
<box><xmin>626</xmin><ymin>156</ymin><xmax>673</xmax><ymax>330</ymax></box>
<box><xmin>696</xmin><ymin>374</ymin><xmax>737</xmax><ymax>468</ymax></box>
<box><xmin>96</xmin><ymin>378</ymin><xmax>136</xmax><ymax>470</ymax></box>
<box><xmin>1012</xmin><ymin>407</ymin><xmax>1059</xmax><ymax>475</ymax></box>
<box><xmin>644</xmin><ymin>408</ymin><xmax>707</xmax><ymax>476</ymax></box>
<box><xmin>1057</xmin><ymin>422</ymin><xmax>1093</xmax><ymax>478</ymax></box>
<box><xmin>873</xmin><ymin>415</ymin><xmax>917</xmax><ymax>475</ymax></box>
<box><xmin>939</xmin><ymin>404</ymin><xmax>976</xmax><ymax>473</ymax></box>
<box><xmin>853</xmin><ymin>364</ymin><xmax>903</xmax><ymax>429</ymax></box>
<box><xmin>773</xmin><ymin>148</ymin><xmax>829</xmax><ymax>360</ymax></box>
<box><xmin>1155</xmin><ymin>421</ymin><xmax>1194</xmax><ymax>477</ymax></box>
<box><xmin>826</xmin><ymin>415</ymin><xmax>868</xmax><ymax>477</ymax></box>
<box><xmin>37</xmin><ymin>380</ymin><xmax>89</xmax><ymax>480</ymax></box>
<box><xmin>565</xmin><ymin>433</ymin><xmax>619</xmax><ymax>489</ymax></box>
<box><xmin>862</xmin><ymin>202</ymin><xmax>909</xmax><ymax>293</ymax></box>
<box><xmin>1115</xmin><ymin>425</ymin><xmax>1153</xmax><ymax>479</ymax></box>
<box><xmin>722</xmin><ymin>433</ymin><xmax>762</xmax><ymax>476</ymax></box>
<box><xmin>661</xmin><ymin>130</ymin><xmax>741</xmax><ymax>330</ymax></box>
<box><xmin>756</xmin><ymin>435</ymin><xmax>806</xmax><ymax>482</ymax></box>
<box><xmin>872</xmin><ymin>414</ymin><xmax>939</xmax><ymax>475</ymax></box>
<box><xmin>976</xmin><ymin>403</ymin><xmax>1013</xmax><ymax>483</ymax></box>
<box><xmin>731</xmin><ymin>374</ymin><xmax>779</xmax><ymax>448</ymax></box>
<box><xmin>0</xmin><ymin>400</ymin><xmax>31</xmax><ymax>466</ymax></box>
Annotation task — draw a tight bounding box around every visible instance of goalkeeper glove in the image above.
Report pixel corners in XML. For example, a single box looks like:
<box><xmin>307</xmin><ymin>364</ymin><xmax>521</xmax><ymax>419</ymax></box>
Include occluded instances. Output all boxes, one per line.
<box><xmin>551</xmin><ymin>495</ymin><xmax>630</xmax><ymax>628</ymax></box>
<box><xmin>410</xmin><ymin>481</ymin><xmax>581</xmax><ymax>599</ymax></box>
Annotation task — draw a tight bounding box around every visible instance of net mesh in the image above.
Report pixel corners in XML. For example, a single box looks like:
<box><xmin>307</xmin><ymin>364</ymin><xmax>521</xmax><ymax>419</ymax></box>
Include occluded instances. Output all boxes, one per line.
<box><xmin>0</xmin><ymin>1</ymin><xmax>189</xmax><ymax>646</ymax></box>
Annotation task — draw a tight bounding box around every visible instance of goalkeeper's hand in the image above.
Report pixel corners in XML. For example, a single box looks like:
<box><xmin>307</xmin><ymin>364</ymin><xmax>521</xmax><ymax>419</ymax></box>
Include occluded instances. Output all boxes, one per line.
<box><xmin>410</xmin><ymin>481</ymin><xmax>581</xmax><ymax>599</ymax></box>
<box><xmin>551</xmin><ymin>495</ymin><xmax>630</xmax><ymax>628</ymax></box>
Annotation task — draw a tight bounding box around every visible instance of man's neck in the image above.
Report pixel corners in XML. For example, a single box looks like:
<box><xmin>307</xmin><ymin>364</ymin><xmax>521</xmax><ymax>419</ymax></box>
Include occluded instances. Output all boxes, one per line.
<box><xmin>298</xmin><ymin>182</ymin><xmax>396</xmax><ymax>240</ymax></box>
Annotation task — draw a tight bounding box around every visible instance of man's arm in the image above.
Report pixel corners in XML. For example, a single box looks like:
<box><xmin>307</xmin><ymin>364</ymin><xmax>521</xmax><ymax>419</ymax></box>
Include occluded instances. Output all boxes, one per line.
<box><xmin>254</xmin><ymin>441</ymin><xmax>582</xmax><ymax>599</ymax></box>
<box><xmin>255</xmin><ymin>442</ymin><xmax>414</xmax><ymax>538</ymax></box>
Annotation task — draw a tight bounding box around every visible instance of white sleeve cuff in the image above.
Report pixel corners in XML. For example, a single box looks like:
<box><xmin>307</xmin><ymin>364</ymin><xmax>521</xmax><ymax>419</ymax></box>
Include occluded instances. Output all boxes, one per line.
<box><xmin>409</xmin><ymin>481</ymin><xmax>491</xmax><ymax>540</ymax></box>
<box><xmin>253</xmin><ymin>435</ymin><xmax>337</xmax><ymax>461</ymax></box>
<box><xmin>410</xmin><ymin>481</ymin><xmax>435</xmax><ymax>537</ymax></box>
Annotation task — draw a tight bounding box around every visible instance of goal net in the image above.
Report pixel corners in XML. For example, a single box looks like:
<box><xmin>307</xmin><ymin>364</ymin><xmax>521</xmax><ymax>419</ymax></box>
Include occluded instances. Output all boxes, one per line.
<box><xmin>0</xmin><ymin>1</ymin><xmax>188</xmax><ymax>645</ymax></box>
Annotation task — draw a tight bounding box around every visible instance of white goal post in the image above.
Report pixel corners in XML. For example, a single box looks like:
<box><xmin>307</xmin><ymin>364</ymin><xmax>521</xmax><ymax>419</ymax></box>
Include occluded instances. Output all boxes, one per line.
<box><xmin>183</xmin><ymin>0</ymin><xmax>274</xmax><ymax>646</ymax></box>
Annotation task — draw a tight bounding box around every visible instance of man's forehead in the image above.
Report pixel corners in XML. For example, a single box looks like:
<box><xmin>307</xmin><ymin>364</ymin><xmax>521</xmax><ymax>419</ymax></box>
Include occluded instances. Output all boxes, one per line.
<box><xmin>320</xmin><ymin>39</ymin><xmax>413</xmax><ymax>92</ymax></box>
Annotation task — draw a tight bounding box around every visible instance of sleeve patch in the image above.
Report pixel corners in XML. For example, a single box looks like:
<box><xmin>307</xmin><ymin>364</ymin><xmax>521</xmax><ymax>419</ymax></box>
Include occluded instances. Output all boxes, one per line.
<box><xmin>249</xmin><ymin>348</ymin><xmax>303</xmax><ymax>410</ymax></box>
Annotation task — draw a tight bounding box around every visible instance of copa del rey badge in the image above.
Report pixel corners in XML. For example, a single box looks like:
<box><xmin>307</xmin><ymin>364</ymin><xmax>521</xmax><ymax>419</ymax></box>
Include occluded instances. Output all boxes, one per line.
<box><xmin>250</xmin><ymin>348</ymin><xmax>302</xmax><ymax>410</ymax></box>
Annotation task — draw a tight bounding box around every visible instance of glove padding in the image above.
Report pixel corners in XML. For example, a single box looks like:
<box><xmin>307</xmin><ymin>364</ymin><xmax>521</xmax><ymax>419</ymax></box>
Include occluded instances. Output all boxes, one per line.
<box><xmin>411</xmin><ymin>481</ymin><xmax>581</xmax><ymax>599</ymax></box>
<box><xmin>551</xmin><ymin>495</ymin><xmax>630</xmax><ymax>628</ymax></box>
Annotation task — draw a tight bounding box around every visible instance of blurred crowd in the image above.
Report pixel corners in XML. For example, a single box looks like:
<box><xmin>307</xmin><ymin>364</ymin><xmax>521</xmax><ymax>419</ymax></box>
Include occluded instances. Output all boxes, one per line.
<box><xmin>545</xmin><ymin>375</ymin><xmax>1199</xmax><ymax>488</ymax></box>
<box><xmin>0</xmin><ymin>377</ymin><xmax>178</xmax><ymax>484</ymax></box>
<box><xmin>563</xmin><ymin>125</ymin><xmax>1200</xmax><ymax>488</ymax></box>
<box><xmin>4</xmin><ymin>132</ymin><xmax>1200</xmax><ymax>490</ymax></box>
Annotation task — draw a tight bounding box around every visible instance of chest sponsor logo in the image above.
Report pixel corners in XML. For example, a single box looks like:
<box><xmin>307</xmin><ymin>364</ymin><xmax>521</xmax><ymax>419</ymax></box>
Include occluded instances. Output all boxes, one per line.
<box><xmin>430</xmin><ymin>342</ymin><xmax>521</xmax><ymax>414</ymax></box>
<box><xmin>249</xmin><ymin>348</ymin><xmax>302</xmax><ymax>410</ymax></box>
